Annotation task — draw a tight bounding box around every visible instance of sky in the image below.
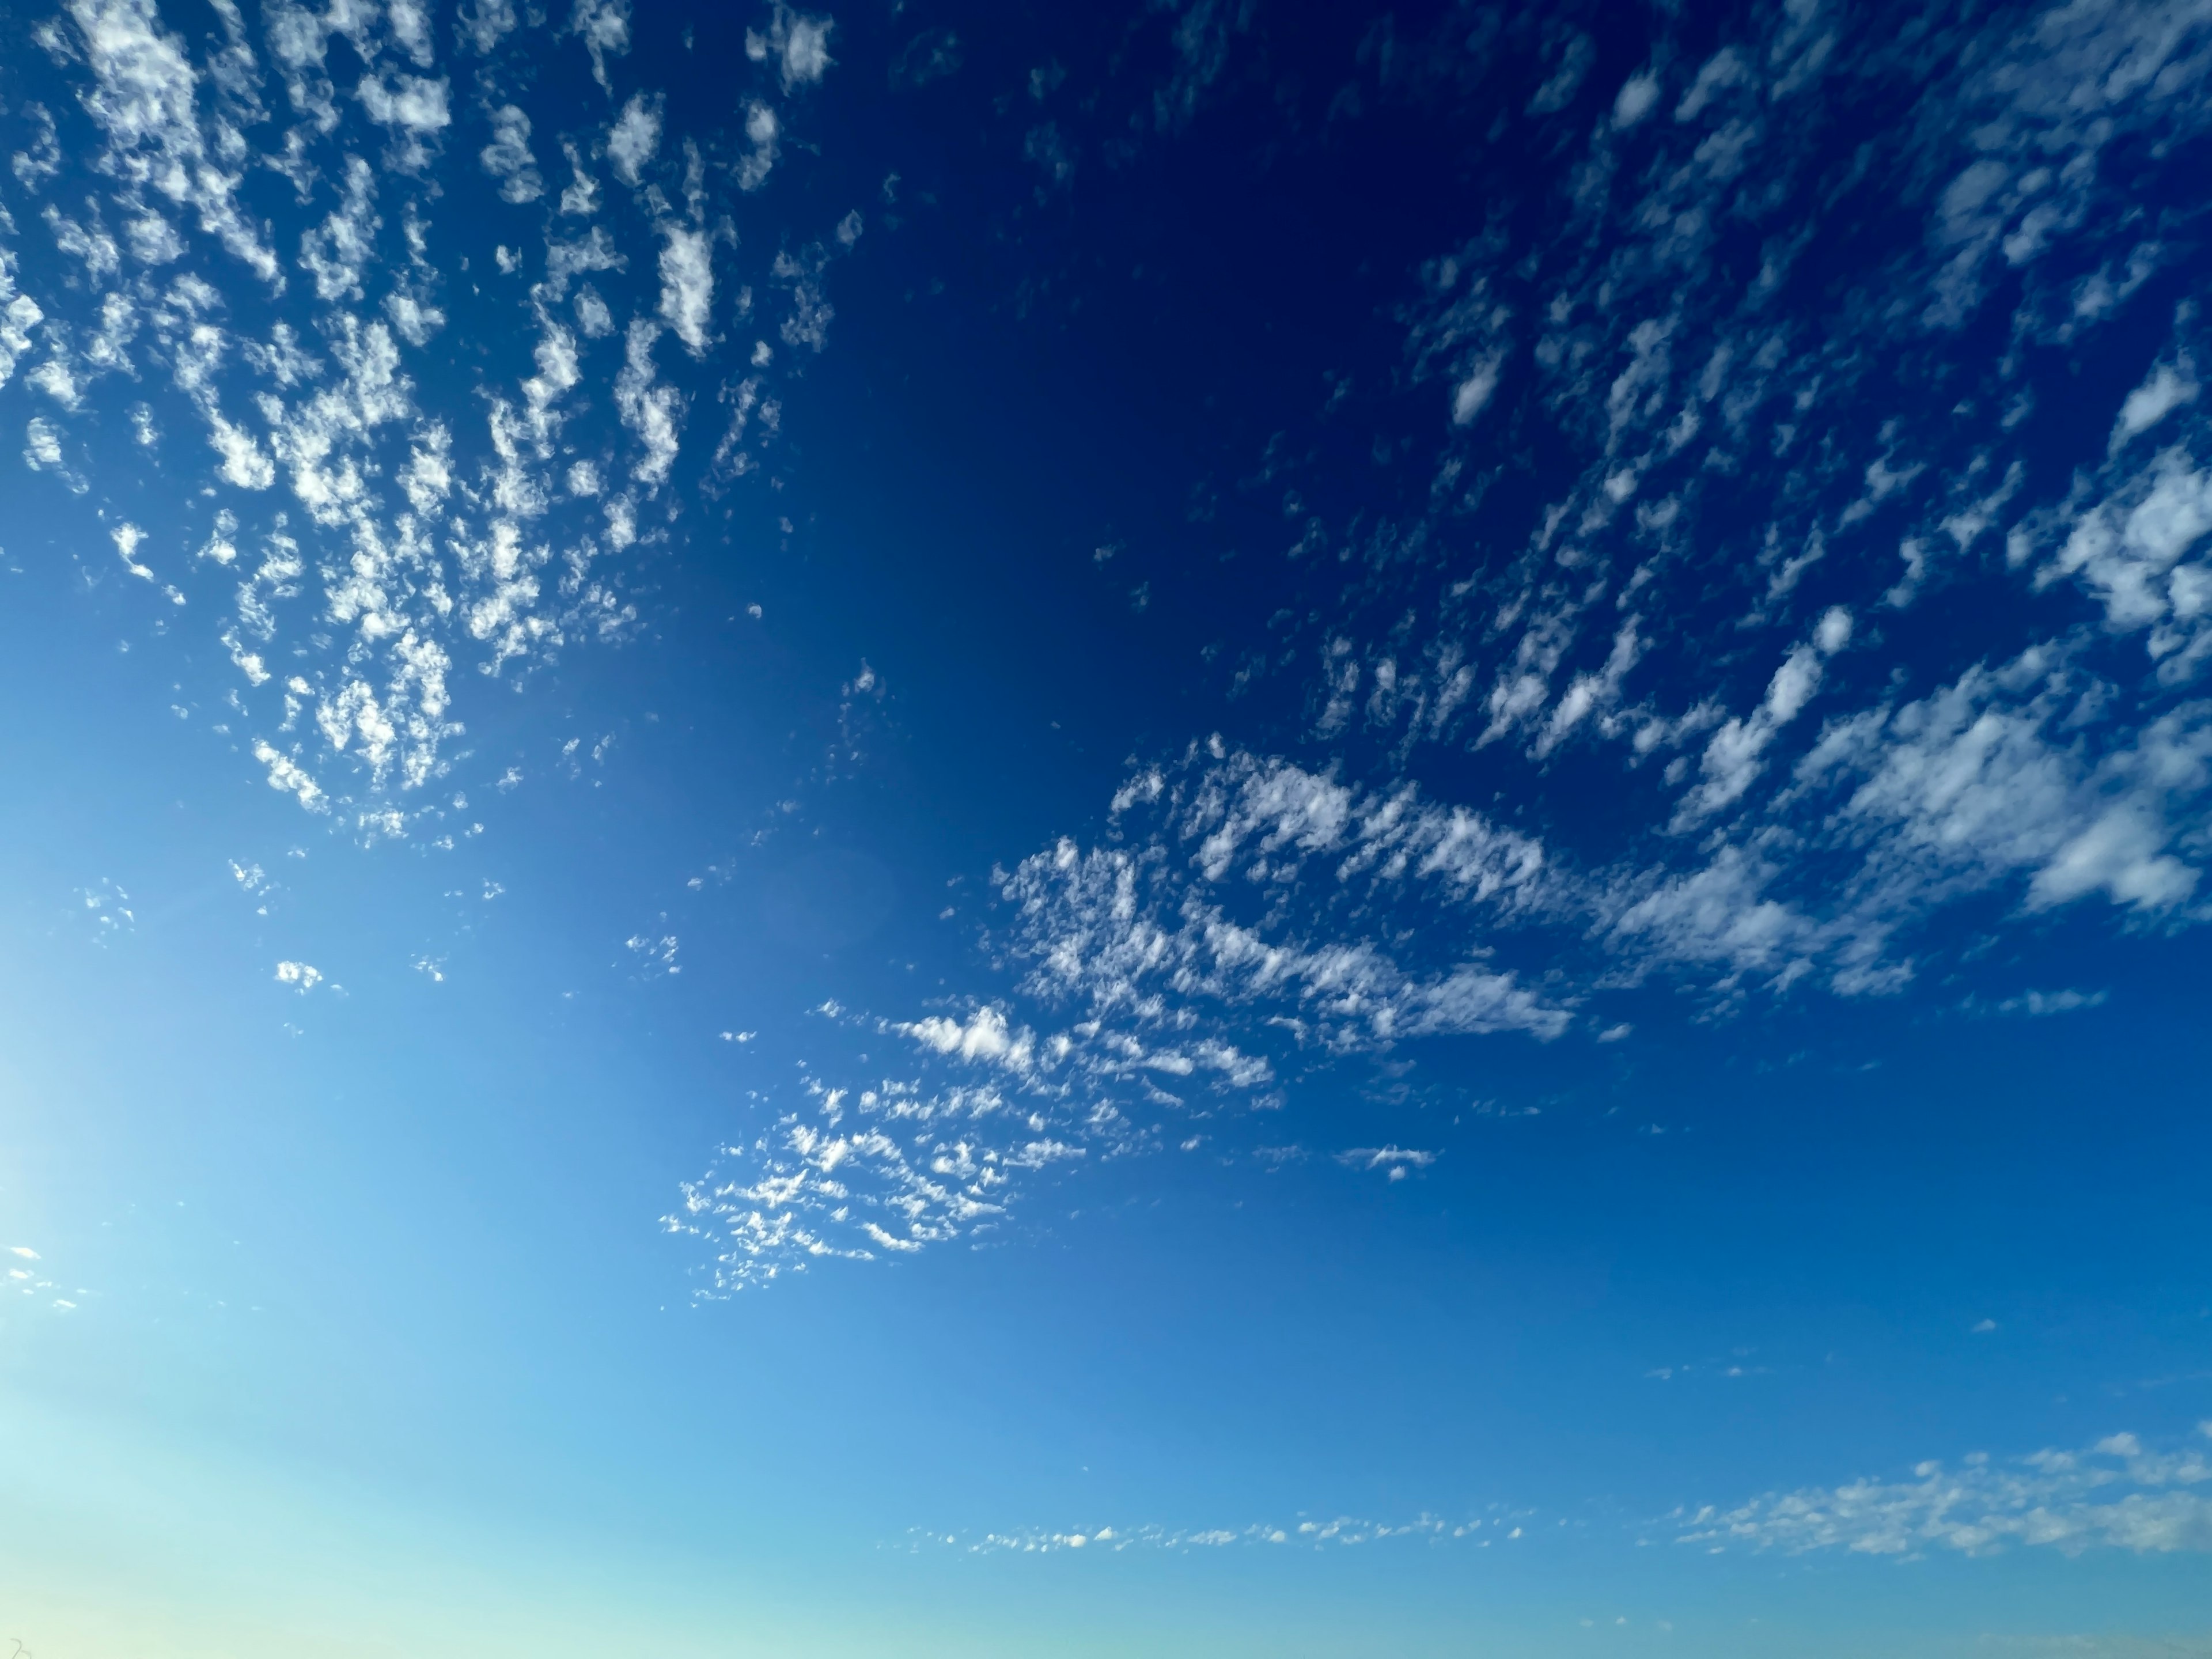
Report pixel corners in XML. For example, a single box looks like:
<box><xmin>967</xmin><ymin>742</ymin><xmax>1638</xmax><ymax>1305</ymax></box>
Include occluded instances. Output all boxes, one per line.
<box><xmin>2</xmin><ymin>0</ymin><xmax>2212</xmax><ymax>1653</ymax></box>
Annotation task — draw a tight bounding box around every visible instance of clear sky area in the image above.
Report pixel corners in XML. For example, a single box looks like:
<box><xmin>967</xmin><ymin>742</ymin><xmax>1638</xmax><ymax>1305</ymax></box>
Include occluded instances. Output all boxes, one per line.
<box><xmin>3</xmin><ymin>1</ymin><xmax>2212</xmax><ymax>1654</ymax></box>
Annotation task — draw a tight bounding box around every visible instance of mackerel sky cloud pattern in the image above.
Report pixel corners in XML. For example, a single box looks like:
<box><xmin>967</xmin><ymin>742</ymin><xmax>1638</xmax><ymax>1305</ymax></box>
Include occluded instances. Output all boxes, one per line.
<box><xmin>5</xmin><ymin>1</ymin><xmax>2212</xmax><ymax>1652</ymax></box>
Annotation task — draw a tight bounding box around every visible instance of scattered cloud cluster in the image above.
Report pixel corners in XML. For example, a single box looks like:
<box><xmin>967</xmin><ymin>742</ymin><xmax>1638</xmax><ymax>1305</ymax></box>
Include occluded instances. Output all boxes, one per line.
<box><xmin>1270</xmin><ymin>0</ymin><xmax>2212</xmax><ymax>993</ymax></box>
<box><xmin>997</xmin><ymin>745</ymin><xmax>1571</xmax><ymax>1051</ymax></box>
<box><xmin>1680</xmin><ymin>1428</ymin><xmax>2212</xmax><ymax>1558</ymax></box>
<box><xmin>908</xmin><ymin>1509</ymin><xmax>1531</xmax><ymax>1555</ymax></box>
<box><xmin>672</xmin><ymin>0</ymin><xmax>2212</xmax><ymax>1296</ymax></box>
<box><xmin>6</xmin><ymin>1243</ymin><xmax>78</xmax><ymax>1312</ymax></box>
<box><xmin>666</xmin><ymin>1063</ymin><xmax>1099</xmax><ymax>1289</ymax></box>
<box><xmin>5</xmin><ymin>0</ymin><xmax>854</xmax><ymax>840</ymax></box>
<box><xmin>911</xmin><ymin>1427</ymin><xmax>2212</xmax><ymax>1570</ymax></box>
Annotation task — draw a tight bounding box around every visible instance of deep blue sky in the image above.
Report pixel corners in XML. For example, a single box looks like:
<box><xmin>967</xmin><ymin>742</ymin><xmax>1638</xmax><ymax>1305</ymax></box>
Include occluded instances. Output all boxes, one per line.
<box><xmin>3</xmin><ymin>1</ymin><xmax>2212</xmax><ymax>1653</ymax></box>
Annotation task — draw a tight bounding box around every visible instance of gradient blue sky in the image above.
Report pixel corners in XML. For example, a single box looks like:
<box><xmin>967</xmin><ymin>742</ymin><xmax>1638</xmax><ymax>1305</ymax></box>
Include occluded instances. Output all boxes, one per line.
<box><xmin>4</xmin><ymin>1</ymin><xmax>2212</xmax><ymax>1653</ymax></box>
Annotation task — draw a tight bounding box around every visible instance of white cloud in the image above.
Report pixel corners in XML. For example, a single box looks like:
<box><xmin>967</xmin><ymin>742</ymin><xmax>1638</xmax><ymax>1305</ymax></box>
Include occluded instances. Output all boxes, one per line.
<box><xmin>46</xmin><ymin>206</ymin><xmax>121</xmax><ymax>283</ymax></box>
<box><xmin>1336</xmin><ymin>1146</ymin><xmax>1437</xmax><ymax>1181</ymax></box>
<box><xmin>110</xmin><ymin>520</ymin><xmax>155</xmax><ymax>582</ymax></box>
<box><xmin>540</xmin><ymin>226</ymin><xmax>625</xmax><ymax>301</ymax></box>
<box><xmin>657</xmin><ymin>224</ymin><xmax>713</xmax><ymax>354</ymax></box>
<box><xmin>1993</xmin><ymin>987</ymin><xmax>2107</xmax><ymax>1016</ymax></box>
<box><xmin>479</xmin><ymin>104</ymin><xmax>542</xmax><ymax>203</ymax></box>
<box><xmin>207</xmin><ymin>411</ymin><xmax>276</xmax><ymax>489</ymax></box>
<box><xmin>735</xmin><ymin>101</ymin><xmax>779</xmax><ymax>191</ymax></box>
<box><xmin>2112</xmin><ymin>355</ymin><xmax>2199</xmax><ymax>453</ymax></box>
<box><xmin>125</xmin><ymin>209</ymin><xmax>183</xmax><ymax>264</ymax></box>
<box><xmin>28</xmin><ymin>350</ymin><xmax>85</xmax><ymax>412</ymax></box>
<box><xmin>2032</xmin><ymin>445</ymin><xmax>2212</xmax><ymax>678</ymax></box>
<box><xmin>1601</xmin><ymin>845</ymin><xmax>1827</xmax><ymax>993</ymax></box>
<box><xmin>919</xmin><ymin>1509</ymin><xmax>1521</xmax><ymax>1555</ymax></box>
<box><xmin>569</xmin><ymin>0</ymin><xmax>630</xmax><ymax>92</ymax></box>
<box><xmin>253</xmin><ymin>740</ymin><xmax>326</xmax><ymax>811</ymax></box>
<box><xmin>895</xmin><ymin>1005</ymin><xmax>1036</xmax><ymax>1072</ymax></box>
<box><xmin>747</xmin><ymin>5</ymin><xmax>834</xmax><ymax>91</ymax></box>
<box><xmin>11</xmin><ymin>103</ymin><xmax>61</xmax><ymax>190</ymax></box>
<box><xmin>559</xmin><ymin>139</ymin><xmax>601</xmax><ymax>215</ymax></box>
<box><xmin>384</xmin><ymin>290</ymin><xmax>444</xmax><ymax>347</ymax></box>
<box><xmin>357</xmin><ymin>73</ymin><xmax>450</xmax><ymax>172</ymax></box>
<box><xmin>298</xmin><ymin>156</ymin><xmax>379</xmax><ymax>302</ymax></box>
<box><xmin>1535</xmin><ymin>619</ymin><xmax>1642</xmax><ymax>758</ymax></box>
<box><xmin>1450</xmin><ymin>355</ymin><xmax>1501</xmax><ymax>425</ymax></box>
<box><xmin>613</xmin><ymin>317</ymin><xmax>681</xmax><ymax>487</ymax></box>
<box><xmin>0</xmin><ymin>251</ymin><xmax>44</xmax><ymax>391</ymax></box>
<box><xmin>457</xmin><ymin>0</ymin><xmax>518</xmax><ymax>54</ymax></box>
<box><xmin>22</xmin><ymin>416</ymin><xmax>85</xmax><ymax>491</ymax></box>
<box><xmin>607</xmin><ymin>92</ymin><xmax>661</xmax><ymax>186</ymax></box>
<box><xmin>1800</xmin><ymin>647</ymin><xmax>2212</xmax><ymax>915</ymax></box>
<box><xmin>67</xmin><ymin>0</ymin><xmax>282</xmax><ymax>286</ymax></box>
<box><xmin>386</xmin><ymin>0</ymin><xmax>434</xmax><ymax>66</ymax></box>
<box><xmin>999</xmin><ymin>812</ymin><xmax>1570</xmax><ymax>1051</ymax></box>
<box><xmin>275</xmin><ymin>959</ymin><xmax>323</xmax><ymax>991</ymax></box>
<box><xmin>1681</xmin><ymin>1429</ymin><xmax>2212</xmax><ymax>1558</ymax></box>
<box><xmin>4</xmin><ymin>0</ymin><xmax>838</xmax><ymax>850</ymax></box>
<box><xmin>760</xmin><ymin>243</ymin><xmax>831</xmax><ymax>351</ymax></box>
<box><xmin>1612</xmin><ymin>69</ymin><xmax>1660</xmax><ymax>128</ymax></box>
<box><xmin>669</xmin><ymin>1076</ymin><xmax>1043</xmax><ymax>1289</ymax></box>
<box><xmin>1672</xmin><ymin>614</ymin><xmax>1849</xmax><ymax>830</ymax></box>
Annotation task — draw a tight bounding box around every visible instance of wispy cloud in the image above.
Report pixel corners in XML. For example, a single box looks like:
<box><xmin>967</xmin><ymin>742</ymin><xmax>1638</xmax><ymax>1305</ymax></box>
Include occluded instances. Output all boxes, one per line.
<box><xmin>909</xmin><ymin>1508</ymin><xmax>1531</xmax><ymax>1555</ymax></box>
<box><xmin>1679</xmin><ymin>1428</ymin><xmax>2212</xmax><ymax>1559</ymax></box>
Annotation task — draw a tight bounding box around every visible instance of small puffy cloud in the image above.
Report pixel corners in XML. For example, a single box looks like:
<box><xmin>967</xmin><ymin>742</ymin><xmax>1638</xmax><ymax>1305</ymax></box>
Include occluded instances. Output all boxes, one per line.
<box><xmin>299</xmin><ymin>157</ymin><xmax>379</xmax><ymax>303</ymax></box>
<box><xmin>208</xmin><ymin>414</ymin><xmax>277</xmax><ymax>489</ymax></box>
<box><xmin>895</xmin><ymin>1005</ymin><xmax>1035</xmax><ymax>1072</ymax></box>
<box><xmin>480</xmin><ymin>104</ymin><xmax>542</xmax><ymax>203</ymax></box>
<box><xmin>253</xmin><ymin>741</ymin><xmax>327</xmax><ymax>812</ymax></box>
<box><xmin>607</xmin><ymin>92</ymin><xmax>661</xmax><ymax>185</ymax></box>
<box><xmin>1613</xmin><ymin>69</ymin><xmax>1660</xmax><ymax>128</ymax></box>
<box><xmin>570</xmin><ymin>0</ymin><xmax>631</xmax><ymax>90</ymax></box>
<box><xmin>1451</xmin><ymin>355</ymin><xmax>1501</xmax><ymax>425</ymax></box>
<box><xmin>458</xmin><ymin>0</ymin><xmax>518</xmax><ymax>53</ymax></box>
<box><xmin>1336</xmin><ymin>1146</ymin><xmax>1438</xmax><ymax>1181</ymax></box>
<box><xmin>735</xmin><ymin>100</ymin><xmax>779</xmax><ymax>191</ymax></box>
<box><xmin>22</xmin><ymin>417</ymin><xmax>62</xmax><ymax>468</ymax></box>
<box><xmin>658</xmin><ymin>224</ymin><xmax>713</xmax><ymax>354</ymax></box>
<box><xmin>275</xmin><ymin>960</ymin><xmax>323</xmax><ymax>991</ymax></box>
<box><xmin>357</xmin><ymin>74</ymin><xmax>452</xmax><ymax>172</ymax></box>
<box><xmin>747</xmin><ymin>5</ymin><xmax>834</xmax><ymax>91</ymax></box>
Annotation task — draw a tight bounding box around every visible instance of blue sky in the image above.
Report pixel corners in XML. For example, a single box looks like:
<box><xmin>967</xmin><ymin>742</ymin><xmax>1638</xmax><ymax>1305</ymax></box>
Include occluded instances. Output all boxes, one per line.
<box><xmin>3</xmin><ymin>0</ymin><xmax>2212</xmax><ymax>1653</ymax></box>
